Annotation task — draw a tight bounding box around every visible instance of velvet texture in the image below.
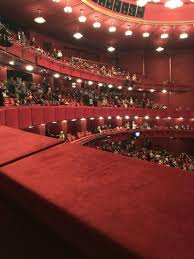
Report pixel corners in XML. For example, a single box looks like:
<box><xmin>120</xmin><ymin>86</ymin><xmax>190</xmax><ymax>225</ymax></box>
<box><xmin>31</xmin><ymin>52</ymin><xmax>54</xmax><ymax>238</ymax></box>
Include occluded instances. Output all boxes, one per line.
<box><xmin>0</xmin><ymin>126</ymin><xmax>62</xmax><ymax>166</ymax></box>
<box><xmin>0</xmin><ymin>140</ymin><xmax>194</xmax><ymax>259</ymax></box>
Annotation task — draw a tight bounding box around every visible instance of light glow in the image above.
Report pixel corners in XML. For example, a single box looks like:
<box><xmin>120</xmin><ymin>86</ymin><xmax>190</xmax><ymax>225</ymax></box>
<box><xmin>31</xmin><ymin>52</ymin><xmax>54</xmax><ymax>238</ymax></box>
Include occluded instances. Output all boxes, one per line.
<box><xmin>73</xmin><ymin>32</ymin><xmax>83</xmax><ymax>39</ymax></box>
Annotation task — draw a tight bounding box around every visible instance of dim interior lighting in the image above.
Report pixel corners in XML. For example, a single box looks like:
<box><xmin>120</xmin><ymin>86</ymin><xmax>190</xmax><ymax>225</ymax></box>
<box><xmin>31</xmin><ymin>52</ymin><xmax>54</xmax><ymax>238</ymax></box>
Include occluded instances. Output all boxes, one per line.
<box><xmin>76</xmin><ymin>79</ymin><xmax>82</xmax><ymax>83</ymax></box>
<box><xmin>145</xmin><ymin>115</ymin><xmax>149</xmax><ymax>120</ymax></box>
<box><xmin>125</xmin><ymin>116</ymin><xmax>130</xmax><ymax>119</ymax></box>
<box><xmin>54</xmin><ymin>73</ymin><xmax>60</xmax><ymax>78</ymax></box>
<box><xmin>150</xmin><ymin>89</ymin><xmax>155</xmax><ymax>92</ymax></box>
<box><xmin>64</xmin><ymin>0</ymin><xmax>72</xmax><ymax>13</ymax></box>
<box><xmin>25</xmin><ymin>65</ymin><xmax>33</xmax><ymax>71</ymax></box>
<box><xmin>125</xmin><ymin>26</ymin><xmax>133</xmax><ymax>36</ymax></box>
<box><xmin>107</xmin><ymin>46</ymin><xmax>115</xmax><ymax>52</ymax></box>
<box><xmin>118</xmin><ymin>86</ymin><xmax>122</xmax><ymax>89</ymax></box>
<box><xmin>34</xmin><ymin>9</ymin><xmax>46</xmax><ymax>24</ymax></box>
<box><xmin>98</xmin><ymin>83</ymin><xmax>103</xmax><ymax>86</ymax></box>
<box><xmin>64</xmin><ymin>6</ymin><xmax>72</xmax><ymax>13</ymax></box>
<box><xmin>156</xmin><ymin>116</ymin><xmax>160</xmax><ymax>120</ymax></box>
<box><xmin>108</xmin><ymin>84</ymin><xmax>113</xmax><ymax>88</ymax></box>
<box><xmin>73</xmin><ymin>32</ymin><xmax>83</xmax><ymax>39</ymax></box>
<box><xmin>107</xmin><ymin>116</ymin><xmax>112</xmax><ymax>119</ymax></box>
<box><xmin>9</xmin><ymin>61</ymin><xmax>15</xmax><ymax>65</ymax></box>
<box><xmin>180</xmin><ymin>32</ymin><xmax>188</xmax><ymax>39</ymax></box>
<box><xmin>143</xmin><ymin>32</ymin><xmax>150</xmax><ymax>38</ymax></box>
<box><xmin>162</xmin><ymin>89</ymin><xmax>167</xmax><ymax>93</ymax></box>
<box><xmin>99</xmin><ymin>116</ymin><xmax>104</xmax><ymax>120</ymax></box>
<box><xmin>134</xmin><ymin>116</ymin><xmax>139</xmax><ymax>119</ymax></box>
<box><xmin>128</xmin><ymin>87</ymin><xmax>133</xmax><ymax>91</ymax></box>
<box><xmin>137</xmin><ymin>0</ymin><xmax>148</xmax><ymax>7</ymax></box>
<box><xmin>156</xmin><ymin>47</ymin><xmax>164</xmax><ymax>52</ymax></box>
<box><xmin>167</xmin><ymin>116</ymin><xmax>172</xmax><ymax>120</ymax></box>
<box><xmin>78</xmin><ymin>9</ymin><xmax>87</xmax><ymax>23</ymax></box>
<box><xmin>161</xmin><ymin>33</ymin><xmax>169</xmax><ymax>39</ymax></box>
<box><xmin>88</xmin><ymin>80</ymin><xmax>93</xmax><ymax>85</ymax></box>
<box><xmin>80</xmin><ymin>118</ymin><xmax>86</xmax><ymax>121</ymax></box>
<box><xmin>93</xmin><ymin>16</ymin><xmax>101</xmax><ymax>28</ymax></box>
<box><xmin>109</xmin><ymin>23</ymin><xmax>117</xmax><ymax>32</ymax></box>
<box><xmin>165</xmin><ymin>0</ymin><xmax>183</xmax><ymax>9</ymax></box>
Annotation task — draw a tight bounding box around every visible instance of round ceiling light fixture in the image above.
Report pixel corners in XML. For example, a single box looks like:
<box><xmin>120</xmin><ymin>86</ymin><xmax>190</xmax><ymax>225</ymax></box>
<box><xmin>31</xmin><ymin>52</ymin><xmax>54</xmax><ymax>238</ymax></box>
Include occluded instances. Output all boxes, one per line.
<box><xmin>64</xmin><ymin>0</ymin><xmax>72</xmax><ymax>13</ymax></box>
<box><xmin>165</xmin><ymin>0</ymin><xmax>183</xmax><ymax>9</ymax></box>
<box><xmin>93</xmin><ymin>16</ymin><xmax>101</xmax><ymax>28</ymax></box>
<box><xmin>143</xmin><ymin>32</ymin><xmax>150</xmax><ymax>38</ymax></box>
<box><xmin>125</xmin><ymin>25</ymin><xmax>133</xmax><ymax>36</ymax></box>
<box><xmin>180</xmin><ymin>32</ymin><xmax>188</xmax><ymax>39</ymax></box>
<box><xmin>109</xmin><ymin>22</ymin><xmax>117</xmax><ymax>32</ymax></box>
<box><xmin>108</xmin><ymin>84</ymin><xmax>113</xmax><ymax>88</ymax></box>
<box><xmin>34</xmin><ymin>9</ymin><xmax>46</xmax><ymax>24</ymax></box>
<box><xmin>161</xmin><ymin>31</ymin><xmax>169</xmax><ymax>39</ymax></box>
<box><xmin>78</xmin><ymin>9</ymin><xmax>87</xmax><ymax>23</ymax></box>
<box><xmin>73</xmin><ymin>32</ymin><xmax>83</xmax><ymax>39</ymax></box>
<box><xmin>54</xmin><ymin>73</ymin><xmax>60</xmax><ymax>78</ymax></box>
<box><xmin>156</xmin><ymin>46</ymin><xmax>164</xmax><ymax>52</ymax></box>
<box><xmin>25</xmin><ymin>65</ymin><xmax>34</xmax><ymax>71</ymax></box>
<box><xmin>107</xmin><ymin>46</ymin><xmax>115</xmax><ymax>52</ymax></box>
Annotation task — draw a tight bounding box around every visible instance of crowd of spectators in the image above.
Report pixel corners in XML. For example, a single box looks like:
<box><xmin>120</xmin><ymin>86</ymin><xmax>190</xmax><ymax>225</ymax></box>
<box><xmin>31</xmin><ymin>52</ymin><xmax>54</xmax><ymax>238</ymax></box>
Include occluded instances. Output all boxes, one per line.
<box><xmin>29</xmin><ymin>37</ymin><xmax>133</xmax><ymax>80</ymax></box>
<box><xmin>0</xmin><ymin>77</ymin><xmax>167</xmax><ymax>109</ymax></box>
<box><xmin>98</xmin><ymin>139</ymin><xmax>194</xmax><ymax>172</ymax></box>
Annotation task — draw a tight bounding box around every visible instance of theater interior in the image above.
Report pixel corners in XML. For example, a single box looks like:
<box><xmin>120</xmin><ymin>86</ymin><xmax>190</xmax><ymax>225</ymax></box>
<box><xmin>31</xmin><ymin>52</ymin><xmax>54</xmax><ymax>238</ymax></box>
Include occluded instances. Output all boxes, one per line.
<box><xmin>0</xmin><ymin>1</ymin><xmax>194</xmax><ymax>259</ymax></box>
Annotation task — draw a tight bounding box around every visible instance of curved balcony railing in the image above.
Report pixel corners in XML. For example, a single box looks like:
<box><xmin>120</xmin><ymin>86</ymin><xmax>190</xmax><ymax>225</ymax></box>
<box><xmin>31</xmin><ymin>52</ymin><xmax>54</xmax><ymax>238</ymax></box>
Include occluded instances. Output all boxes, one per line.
<box><xmin>0</xmin><ymin>106</ymin><xmax>194</xmax><ymax>129</ymax></box>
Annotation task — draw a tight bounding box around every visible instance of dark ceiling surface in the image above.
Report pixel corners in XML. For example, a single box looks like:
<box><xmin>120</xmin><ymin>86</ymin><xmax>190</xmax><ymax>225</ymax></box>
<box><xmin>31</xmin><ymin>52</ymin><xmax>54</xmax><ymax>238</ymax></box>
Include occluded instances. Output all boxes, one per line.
<box><xmin>0</xmin><ymin>0</ymin><xmax>194</xmax><ymax>52</ymax></box>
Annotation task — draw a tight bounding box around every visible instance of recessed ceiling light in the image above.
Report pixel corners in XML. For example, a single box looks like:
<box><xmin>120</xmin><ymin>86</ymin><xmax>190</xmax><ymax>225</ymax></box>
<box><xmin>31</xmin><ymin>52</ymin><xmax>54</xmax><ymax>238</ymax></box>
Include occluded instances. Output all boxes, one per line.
<box><xmin>125</xmin><ymin>116</ymin><xmax>130</xmax><ymax>119</ymax></box>
<box><xmin>54</xmin><ymin>73</ymin><xmax>60</xmax><ymax>78</ymax></box>
<box><xmin>73</xmin><ymin>32</ymin><xmax>83</xmax><ymax>39</ymax></box>
<box><xmin>128</xmin><ymin>87</ymin><xmax>133</xmax><ymax>91</ymax></box>
<box><xmin>93</xmin><ymin>16</ymin><xmax>101</xmax><ymax>28</ymax></box>
<box><xmin>108</xmin><ymin>25</ymin><xmax>116</xmax><ymax>32</ymax></box>
<box><xmin>145</xmin><ymin>115</ymin><xmax>149</xmax><ymax>120</ymax></box>
<box><xmin>78</xmin><ymin>9</ymin><xmax>87</xmax><ymax>23</ymax></box>
<box><xmin>165</xmin><ymin>0</ymin><xmax>183</xmax><ymax>9</ymax></box>
<box><xmin>118</xmin><ymin>86</ymin><xmax>122</xmax><ymax>89</ymax></box>
<box><xmin>125</xmin><ymin>29</ymin><xmax>133</xmax><ymax>36</ymax></box>
<box><xmin>156</xmin><ymin>116</ymin><xmax>160</xmax><ymax>120</ymax></box>
<box><xmin>76</xmin><ymin>79</ymin><xmax>82</xmax><ymax>83</ymax></box>
<box><xmin>99</xmin><ymin>116</ymin><xmax>104</xmax><ymax>120</ymax></box>
<box><xmin>161</xmin><ymin>33</ymin><xmax>169</xmax><ymax>39</ymax></box>
<box><xmin>25</xmin><ymin>65</ymin><xmax>33</xmax><ymax>71</ymax></box>
<box><xmin>107</xmin><ymin>46</ymin><xmax>115</xmax><ymax>52</ymax></box>
<box><xmin>98</xmin><ymin>83</ymin><xmax>103</xmax><ymax>86</ymax></box>
<box><xmin>64</xmin><ymin>6</ymin><xmax>72</xmax><ymax>13</ymax></box>
<box><xmin>150</xmin><ymin>89</ymin><xmax>155</xmax><ymax>92</ymax></box>
<box><xmin>9</xmin><ymin>61</ymin><xmax>15</xmax><ymax>65</ymax></box>
<box><xmin>34</xmin><ymin>9</ymin><xmax>46</xmax><ymax>24</ymax></box>
<box><xmin>162</xmin><ymin>89</ymin><xmax>167</xmax><ymax>93</ymax></box>
<box><xmin>108</xmin><ymin>84</ymin><xmax>113</xmax><ymax>88</ymax></box>
<box><xmin>156</xmin><ymin>46</ymin><xmax>164</xmax><ymax>52</ymax></box>
<box><xmin>143</xmin><ymin>32</ymin><xmax>150</xmax><ymax>38</ymax></box>
<box><xmin>107</xmin><ymin>116</ymin><xmax>112</xmax><ymax>119</ymax></box>
<box><xmin>180</xmin><ymin>32</ymin><xmax>188</xmax><ymax>39</ymax></box>
<box><xmin>88</xmin><ymin>81</ymin><xmax>93</xmax><ymax>85</ymax></box>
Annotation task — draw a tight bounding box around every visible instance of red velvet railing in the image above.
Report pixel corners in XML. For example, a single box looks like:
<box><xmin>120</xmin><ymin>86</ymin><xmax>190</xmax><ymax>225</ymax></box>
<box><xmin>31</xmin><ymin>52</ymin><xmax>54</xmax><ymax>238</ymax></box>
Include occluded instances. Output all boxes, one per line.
<box><xmin>73</xmin><ymin>129</ymin><xmax>194</xmax><ymax>145</ymax></box>
<box><xmin>0</xmin><ymin>41</ymin><xmax>124</xmax><ymax>85</ymax></box>
<box><xmin>0</xmin><ymin>106</ymin><xmax>194</xmax><ymax>129</ymax></box>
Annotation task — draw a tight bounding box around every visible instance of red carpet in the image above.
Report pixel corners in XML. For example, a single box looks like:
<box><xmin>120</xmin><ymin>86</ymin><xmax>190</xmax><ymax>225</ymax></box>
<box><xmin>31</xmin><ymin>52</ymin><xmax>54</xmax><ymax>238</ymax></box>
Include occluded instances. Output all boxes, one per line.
<box><xmin>0</xmin><ymin>141</ymin><xmax>194</xmax><ymax>259</ymax></box>
<box><xmin>0</xmin><ymin>126</ymin><xmax>62</xmax><ymax>166</ymax></box>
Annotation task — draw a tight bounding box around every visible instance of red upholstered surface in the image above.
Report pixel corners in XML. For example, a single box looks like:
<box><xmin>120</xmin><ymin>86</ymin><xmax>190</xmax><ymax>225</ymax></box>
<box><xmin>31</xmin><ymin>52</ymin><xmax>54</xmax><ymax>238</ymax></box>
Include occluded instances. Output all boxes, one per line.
<box><xmin>1</xmin><ymin>143</ymin><xmax>194</xmax><ymax>259</ymax></box>
<box><xmin>0</xmin><ymin>126</ymin><xmax>62</xmax><ymax>166</ymax></box>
